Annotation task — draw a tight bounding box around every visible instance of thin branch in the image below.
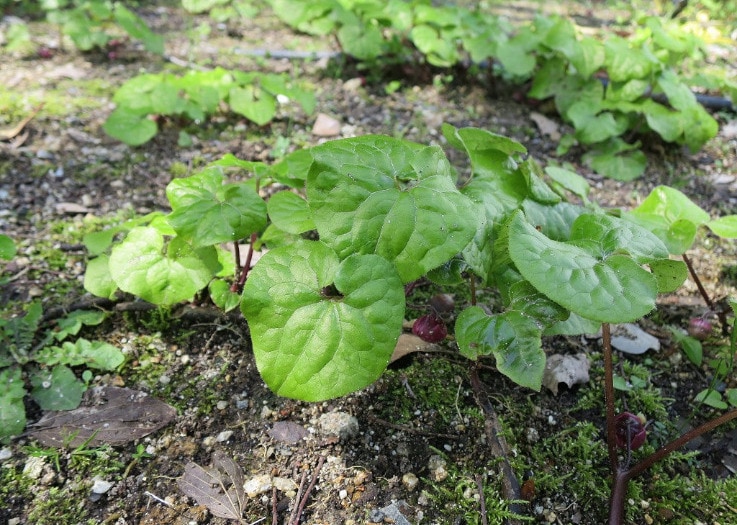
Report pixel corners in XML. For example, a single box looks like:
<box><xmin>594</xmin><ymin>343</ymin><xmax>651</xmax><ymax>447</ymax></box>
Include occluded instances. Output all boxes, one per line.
<box><xmin>292</xmin><ymin>456</ymin><xmax>325</xmax><ymax>525</ymax></box>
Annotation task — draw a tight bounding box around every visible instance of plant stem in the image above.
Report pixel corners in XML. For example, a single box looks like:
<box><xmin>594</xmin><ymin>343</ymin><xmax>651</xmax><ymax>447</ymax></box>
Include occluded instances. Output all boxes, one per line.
<box><xmin>469</xmin><ymin>273</ymin><xmax>477</xmax><ymax>306</ymax></box>
<box><xmin>602</xmin><ymin>323</ymin><xmax>619</xmax><ymax>474</ymax></box>
<box><xmin>628</xmin><ymin>408</ymin><xmax>737</xmax><ymax>479</ymax></box>
<box><xmin>235</xmin><ymin>233</ymin><xmax>258</xmax><ymax>291</ymax></box>
<box><xmin>682</xmin><ymin>253</ymin><xmax>729</xmax><ymax>333</ymax></box>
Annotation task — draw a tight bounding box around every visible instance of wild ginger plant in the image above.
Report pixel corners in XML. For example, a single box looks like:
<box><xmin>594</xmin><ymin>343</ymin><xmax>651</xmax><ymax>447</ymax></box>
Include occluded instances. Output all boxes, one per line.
<box><xmin>84</xmin><ymin>125</ymin><xmax>737</xmax><ymax>522</ymax></box>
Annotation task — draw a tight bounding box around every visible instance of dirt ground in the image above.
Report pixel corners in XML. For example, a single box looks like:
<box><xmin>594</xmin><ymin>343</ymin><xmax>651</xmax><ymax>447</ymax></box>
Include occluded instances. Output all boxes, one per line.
<box><xmin>1</xmin><ymin>2</ymin><xmax>737</xmax><ymax>524</ymax></box>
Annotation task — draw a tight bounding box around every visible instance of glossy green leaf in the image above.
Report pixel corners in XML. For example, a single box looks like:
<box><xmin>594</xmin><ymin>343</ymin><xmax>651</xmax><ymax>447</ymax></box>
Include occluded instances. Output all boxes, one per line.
<box><xmin>508</xmin><ymin>211</ymin><xmax>659</xmax><ymax>323</ymax></box>
<box><xmin>229</xmin><ymin>85</ymin><xmax>276</xmax><ymax>125</ymax></box>
<box><xmin>307</xmin><ymin>136</ymin><xmax>477</xmax><ymax>283</ymax></box>
<box><xmin>544</xmin><ymin>312</ymin><xmax>600</xmax><ymax>336</ymax></box>
<box><xmin>109</xmin><ymin>227</ymin><xmax>220</xmax><ymax>305</ymax></box>
<box><xmin>53</xmin><ymin>310</ymin><xmax>106</xmax><ymax>341</ymax></box>
<box><xmin>166</xmin><ymin>168</ymin><xmax>266</xmax><ymax>247</ymax></box>
<box><xmin>649</xmin><ymin>259</ymin><xmax>688</xmax><ymax>293</ymax></box>
<box><xmin>583</xmin><ymin>140</ymin><xmax>647</xmax><ymax>181</ymax></box>
<box><xmin>35</xmin><ymin>339</ymin><xmax>124</xmax><ymax>371</ymax></box>
<box><xmin>0</xmin><ymin>368</ymin><xmax>26</xmax><ymax>442</ymax></box>
<box><xmin>522</xmin><ymin>200</ymin><xmax>585</xmax><ymax>241</ymax></box>
<box><xmin>267</xmin><ymin>191</ymin><xmax>315</xmax><ymax>234</ymax></box>
<box><xmin>708</xmin><ymin>215</ymin><xmax>737</xmax><ymax>238</ymax></box>
<box><xmin>241</xmin><ymin>240</ymin><xmax>405</xmax><ymax>401</ymax></box>
<box><xmin>209</xmin><ymin>279</ymin><xmax>241</xmax><ymax>312</ymax></box>
<box><xmin>626</xmin><ymin>185</ymin><xmax>710</xmax><ymax>254</ymax></box>
<box><xmin>605</xmin><ymin>37</ymin><xmax>653</xmax><ymax>82</ymax></box>
<box><xmin>568</xmin><ymin>213</ymin><xmax>669</xmax><ymax>262</ymax></box>
<box><xmin>84</xmin><ymin>255</ymin><xmax>117</xmax><ymax>299</ymax></box>
<box><xmin>544</xmin><ymin>166</ymin><xmax>590</xmax><ymax>202</ymax></box>
<box><xmin>31</xmin><ymin>365</ymin><xmax>84</xmax><ymax>411</ymax></box>
<box><xmin>339</xmin><ymin>18</ymin><xmax>384</xmax><ymax>61</ymax></box>
<box><xmin>455</xmin><ymin>307</ymin><xmax>544</xmax><ymax>390</ymax></box>
<box><xmin>103</xmin><ymin>108</ymin><xmax>157</xmax><ymax>146</ymax></box>
<box><xmin>0</xmin><ymin>234</ymin><xmax>16</xmax><ymax>260</ymax></box>
<box><xmin>695</xmin><ymin>389</ymin><xmax>728</xmax><ymax>410</ymax></box>
<box><xmin>642</xmin><ymin>100</ymin><xmax>683</xmax><ymax>142</ymax></box>
<box><xmin>113</xmin><ymin>4</ymin><xmax>164</xmax><ymax>54</ymax></box>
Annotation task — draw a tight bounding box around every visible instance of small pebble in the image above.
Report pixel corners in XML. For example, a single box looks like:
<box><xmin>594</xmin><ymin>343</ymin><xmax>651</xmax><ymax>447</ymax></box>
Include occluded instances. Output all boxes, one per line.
<box><xmin>91</xmin><ymin>478</ymin><xmax>113</xmax><ymax>494</ymax></box>
<box><xmin>0</xmin><ymin>447</ymin><xmax>12</xmax><ymax>461</ymax></box>
<box><xmin>216</xmin><ymin>400</ymin><xmax>228</xmax><ymax>410</ymax></box>
<box><xmin>159</xmin><ymin>375</ymin><xmax>171</xmax><ymax>385</ymax></box>
<box><xmin>216</xmin><ymin>431</ymin><xmax>234</xmax><ymax>442</ymax></box>
<box><xmin>402</xmin><ymin>472</ymin><xmax>419</xmax><ymax>491</ymax></box>
<box><xmin>318</xmin><ymin>411</ymin><xmax>359</xmax><ymax>441</ymax></box>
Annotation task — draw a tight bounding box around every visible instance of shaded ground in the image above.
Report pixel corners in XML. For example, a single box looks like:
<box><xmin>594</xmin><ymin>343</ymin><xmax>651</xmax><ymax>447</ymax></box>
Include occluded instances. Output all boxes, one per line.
<box><xmin>1</xmin><ymin>2</ymin><xmax>737</xmax><ymax>524</ymax></box>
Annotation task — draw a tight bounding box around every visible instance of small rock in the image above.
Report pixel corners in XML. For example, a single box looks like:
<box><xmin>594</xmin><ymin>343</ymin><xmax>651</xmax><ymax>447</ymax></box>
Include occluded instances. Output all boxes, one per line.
<box><xmin>91</xmin><ymin>478</ymin><xmax>113</xmax><ymax>494</ymax></box>
<box><xmin>243</xmin><ymin>474</ymin><xmax>273</xmax><ymax>497</ymax></box>
<box><xmin>319</xmin><ymin>411</ymin><xmax>359</xmax><ymax>441</ymax></box>
<box><xmin>343</xmin><ymin>77</ymin><xmax>364</xmax><ymax>92</ymax></box>
<box><xmin>428</xmin><ymin>455</ymin><xmax>448</xmax><ymax>482</ymax></box>
<box><xmin>526</xmin><ymin>427</ymin><xmax>540</xmax><ymax>443</ymax></box>
<box><xmin>312</xmin><ymin>113</ymin><xmax>341</xmax><ymax>137</ymax></box>
<box><xmin>216</xmin><ymin>400</ymin><xmax>228</xmax><ymax>410</ymax></box>
<box><xmin>158</xmin><ymin>375</ymin><xmax>171</xmax><ymax>385</ymax></box>
<box><xmin>55</xmin><ymin>202</ymin><xmax>90</xmax><ymax>215</ymax></box>
<box><xmin>202</xmin><ymin>436</ymin><xmax>216</xmax><ymax>448</ymax></box>
<box><xmin>8</xmin><ymin>518</ymin><xmax>20</xmax><ymax>525</ymax></box>
<box><xmin>216</xmin><ymin>430</ymin><xmax>234</xmax><ymax>442</ymax></box>
<box><xmin>23</xmin><ymin>456</ymin><xmax>45</xmax><ymax>480</ymax></box>
<box><xmin>376</xmin><ymin>501</ymin><xmax>413</xmax><ymax>525</ymax></box>
<box><xmin>272</xmin><ymin>476</ymin><xmax>297</xmax><ymax>495</ymax></box>
<box><xmin>402</xmin><ymin>472</ymin><xmax>419</xmax><ymax>491</ymax></box>
<box><xmin>0</xmin><ymin>447</ymin><xmax>12</xmax><ymax>461</ymax></box>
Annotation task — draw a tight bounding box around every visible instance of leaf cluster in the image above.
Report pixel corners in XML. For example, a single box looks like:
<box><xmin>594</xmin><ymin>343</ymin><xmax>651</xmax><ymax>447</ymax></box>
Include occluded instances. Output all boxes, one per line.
<box><xmin>39</xmin><ymin>0</ymin><xmax>162</xmax><ymax>53</ymax></box>
<box><xmin>262</xmin><ymin>0</ymin><xmax>734</xmax><ymax>179</ymax></box>
<box><xmin>0</xmin><ymin>303</ymin><xmax>124</xmax><ymax>443</ymax></box>
<box><xmin>103</xmin><ymin>68</ymin><xmax>316</xmax><ymax>145</ymax></box>
<box><xmin>83</xmin><ymin>125</ymin><xmax>737</xmax><ymax>403</ymax></box>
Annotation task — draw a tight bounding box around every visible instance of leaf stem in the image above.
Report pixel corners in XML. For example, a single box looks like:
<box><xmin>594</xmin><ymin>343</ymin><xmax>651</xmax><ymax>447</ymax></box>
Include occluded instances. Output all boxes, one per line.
<box><xmin>602</xmin><ymin>323</ymin><xmax>619</xmax><ymax>474</ymax></box>
<box><xmin>682</xmin><ymin>253</ymin><xmax>729</xmax><ymax>333</ymax></box>
<box><xmin>234</xmin><ymin>233</ymin><xmax>258</xmax><ymax>292</ymax></box>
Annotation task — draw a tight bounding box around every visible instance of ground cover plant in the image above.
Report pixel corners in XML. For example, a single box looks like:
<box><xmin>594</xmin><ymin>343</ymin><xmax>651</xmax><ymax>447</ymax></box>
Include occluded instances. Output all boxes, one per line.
<box><xmin>2</xmin><ymin>0</ymin><xmax>737</xmax><ymax>523</ymax></box>
<box><xmin>82</xmin><ymin>124</ymin><xmax>737</xmax><ymax>522</ymax></box>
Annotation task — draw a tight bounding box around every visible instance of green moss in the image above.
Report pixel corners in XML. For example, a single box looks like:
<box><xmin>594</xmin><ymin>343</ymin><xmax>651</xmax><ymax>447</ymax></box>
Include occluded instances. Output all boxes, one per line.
<box><xmin>0</xmin><ymin>464</ymin><xmax>34</xmax><ymax>511</ymax></box>
<box><xmin>27</xmin><ymin>486</ymin><xmax>90</xmax><ymax>524</ymax></box>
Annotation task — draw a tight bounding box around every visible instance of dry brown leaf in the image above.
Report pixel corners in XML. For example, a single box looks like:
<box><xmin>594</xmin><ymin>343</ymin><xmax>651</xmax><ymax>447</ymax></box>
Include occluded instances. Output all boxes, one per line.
<box><xmin>0</xmin><ymin>103</ymin><xmax>44</xmax><ymax>141</ymax></box>
<box><xmin>27</xmin><ymin>386</ymin><xmax>176</xmax><ymax>447</ymax></box>
<box><xmin>529</xmin><ymin>111</ymin><xmax>561</xmax><ymax>141</ymax></box>
<box><xmin>542</xmin><ymin>353</ymin><xmax>590</xmax><ymax>395</ymax></box>
<box><xmin>390</xmin><ymin>333</ymin><xmax>440</xmax><ymax>363</ymax></box>
<box><xmin>178</xmin><ymin>451</ymin><xmax>246</xmax><ymax>521</ymax></box>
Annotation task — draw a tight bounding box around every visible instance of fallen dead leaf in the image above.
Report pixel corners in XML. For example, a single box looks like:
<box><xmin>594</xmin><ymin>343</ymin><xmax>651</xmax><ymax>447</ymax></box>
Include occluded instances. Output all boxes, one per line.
<box><xmin>178</xmin><ymin>451</ymin><xmax>246</xmax><ymax>521</ymax></box>
<box><xmin>529</xmin><ymin>111</ymin><xmax>561</xmax><ymax>141</ymax></box>
<box><xmin>27</xmin><ymin>386</ymin><xmax>176</xmax><ymax>447</ymax></box>
<box><xmin>610</xmin><ymin>323</ymin><xmax>660</xmax><ymax>355</ymax></box>
<box><xmin>390</xmin><ymin>333</ymin><xmax>441</xmax><ymax>363</ymax></box>
<box><xmin>0</xmin><ymin>103</ymin><xmax>44</xmax><ymax>141</ymax></box>
<box><xmin>542</xmin><ymin>353</ymin><xmax>590</xmax><ymax>395</ymax></box>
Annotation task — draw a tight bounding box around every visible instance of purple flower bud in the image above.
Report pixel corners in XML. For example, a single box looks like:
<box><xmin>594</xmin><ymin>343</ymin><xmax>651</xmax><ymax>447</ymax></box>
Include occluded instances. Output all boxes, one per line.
<box><xmin>412</xmin><ymin>313</ymin><xmax>447</xmax><ymax>343</ymax></box>
<box><xmin>687</xmin><ymin>317</ymin><xmax>712</xmax><ymax>341</ymax></box>
<box><xmin>614</xmin><ymin>412</ymin><xmax>647</xmax><ymax>451</ymax></box>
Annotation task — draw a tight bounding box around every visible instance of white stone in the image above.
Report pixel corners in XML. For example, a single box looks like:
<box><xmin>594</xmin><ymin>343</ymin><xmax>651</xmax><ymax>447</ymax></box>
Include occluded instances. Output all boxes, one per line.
<box><xmin>243</xmin><ymin>474</ymin><xmax>273</xmax><ymax>497</ymax></box>
<box><xmin>91</xmin><ymin>478</ymin><xmax>113</xmax><ymax>494</ymax></box>
<box><xmin>23</xmin><ymin>456</ymin><xmax>45</xmax><ymax>480</ymax></box>
<box><xmin>216</xmin><ymin>431</ymin><xmax>234</xmax><ymax>442</ymax></box>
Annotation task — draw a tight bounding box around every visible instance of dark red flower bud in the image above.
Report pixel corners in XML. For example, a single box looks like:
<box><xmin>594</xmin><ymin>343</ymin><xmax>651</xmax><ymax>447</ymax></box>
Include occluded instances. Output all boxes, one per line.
<box><xmin>412</xmin><ymin>313</ymin><xmax>447</xmax><ymax>343</ymax></box>
<box><xmin>687</xmin><ymin>317</ymin><xmax>712</xmax><ymax>341</ymax></box>
<box><xmin>614</xmin><ymin>412</ymin><xmax>647</xmax><ymax>451</ymax></box>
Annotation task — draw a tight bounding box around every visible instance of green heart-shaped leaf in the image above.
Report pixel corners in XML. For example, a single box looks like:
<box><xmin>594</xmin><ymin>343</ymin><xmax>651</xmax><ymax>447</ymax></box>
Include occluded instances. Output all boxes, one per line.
<box><xmin>455</xmin><ymin>306</ymin><xmax>544</xmax><ymax>390</ymax></box>
<box><xmin>242</xmin><ymin>240</ymin><xmax>405</xmax><ymax>401</ymax></box>
<box><xmin>166</xmin><ymin>167</ymin><xmax>267</xmax><ymax>247</ymax></box>
<box><xmin>109</xmin><ymin>227</ymin><xmax>220</xmax><ymax>305</ymax></box>
<box><xmin>307</xmin><ymin>136</ymin><xmax>477</xmax><ymax>283</ymax></box>
<box><xmin>508</xmin><ymin>211</ymin><xmax>659</xmax><ymax>323</ymax></box>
